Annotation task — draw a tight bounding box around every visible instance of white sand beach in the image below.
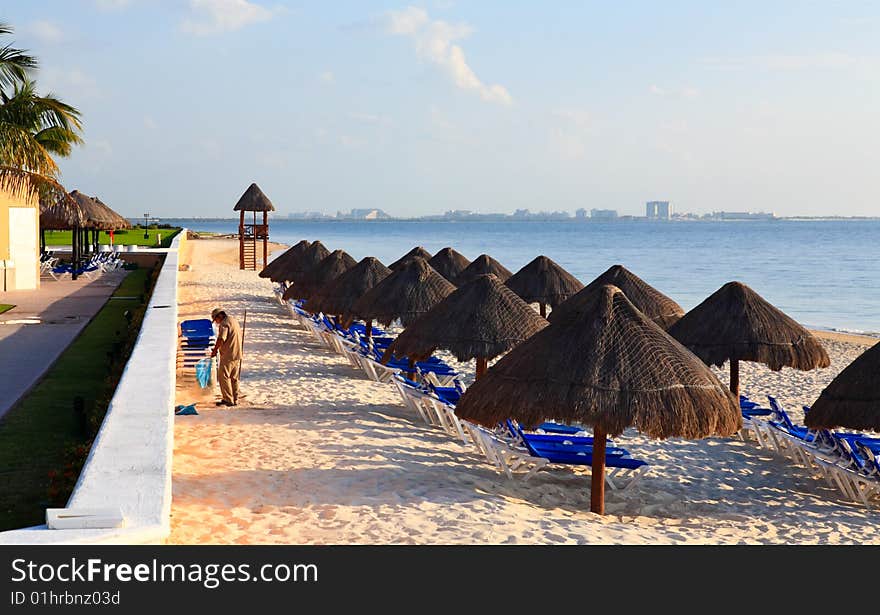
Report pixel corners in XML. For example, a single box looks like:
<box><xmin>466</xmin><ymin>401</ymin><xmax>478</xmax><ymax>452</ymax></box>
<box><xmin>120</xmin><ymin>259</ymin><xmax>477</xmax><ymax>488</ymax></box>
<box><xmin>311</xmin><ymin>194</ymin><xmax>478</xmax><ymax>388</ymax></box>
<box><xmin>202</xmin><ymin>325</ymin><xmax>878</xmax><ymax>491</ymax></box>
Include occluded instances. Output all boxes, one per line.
<box><xmin>170</xmin><ymin>239</ymin><xmax>879</xmax><ymax>545</ymax></box>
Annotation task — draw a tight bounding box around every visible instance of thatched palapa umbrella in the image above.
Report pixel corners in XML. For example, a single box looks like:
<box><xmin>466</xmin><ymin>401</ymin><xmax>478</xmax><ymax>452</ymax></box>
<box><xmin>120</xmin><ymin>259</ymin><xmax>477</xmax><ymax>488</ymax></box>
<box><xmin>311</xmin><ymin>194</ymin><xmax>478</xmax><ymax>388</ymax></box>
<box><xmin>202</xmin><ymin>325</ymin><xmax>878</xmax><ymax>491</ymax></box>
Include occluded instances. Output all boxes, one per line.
<box><xmin>40</xmin><ymin>192</ymin><xmax>87</xmax><ymax>278</ymax></box>
<box><xmin>389</xmin><ymin>246</ymin><xmax>433</xmax><ymax>271</ymax></box>
<box><xmin>428</xmin><ymin>247</ymin><xmax>471</xmax><ymax>283</ymax></box>
<box><xmin>278</xmin><ymin>240</ymin><xmax>330</xmax><ymax>285</ymax></box>
<box><xmin>551</xmin><ymin>264</ymin><xmax>684</xmax><ymax>329</ymax></box>
<box><xmin>505</xmin><ymin>255</ymin><xmax>584</xmax><ymax>318</ymax></box>
<box><xmin>455</xmin><ymin>284</ymin><xmax>740</xmax><ymax>514</ymax></box>
<box><xmin>382</xmin><ymin>274</ymin><xmax>548</xmax><ymax>379</ymax></box>
<box><xmin>349</xmin><ymin>258</ymin><xmax>455</xmax><ymax>328</ymax></box>
<box><xmin>805</xmin><ymin>341</ymin><xmax>880</xmax><ymax>431</ymax></box>
<box><xmin>260</xmin><ymin>239</ymin><xmax>308</xmax><ymax>278</ymax></box>
<box><xmin>283</xmin><ymin>249</ymin><xmax>356</xmax><ymax>303</ymax></box>
<box><xmin>308</xmin><ymin>256</ymin><xmax>391</xmax><ymax>339</ymax></box>
<box><xmin>260</xmin><ymin>239</ymin><xmax>311</xmax><ymax>280</ymax></box>
<box><xmin>453</xmin><ymin>253</ymin><xmax>512</xmax><ymax>286</ymax></box>
<box><xmin>668</xmin><ymin>281</ymin><xmax>830</xmax><ymax>398</ymax></box>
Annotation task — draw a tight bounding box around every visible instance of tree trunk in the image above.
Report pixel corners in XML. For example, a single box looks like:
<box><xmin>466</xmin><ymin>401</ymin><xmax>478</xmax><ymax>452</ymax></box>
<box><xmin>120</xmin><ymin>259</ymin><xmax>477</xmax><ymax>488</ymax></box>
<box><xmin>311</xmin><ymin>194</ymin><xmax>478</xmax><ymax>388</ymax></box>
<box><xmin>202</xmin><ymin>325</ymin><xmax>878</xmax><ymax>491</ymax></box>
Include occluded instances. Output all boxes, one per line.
<box><xmin>590</xmin><ymin>426</ymin><xmax>606</xmax><ymax>515</ymax></box>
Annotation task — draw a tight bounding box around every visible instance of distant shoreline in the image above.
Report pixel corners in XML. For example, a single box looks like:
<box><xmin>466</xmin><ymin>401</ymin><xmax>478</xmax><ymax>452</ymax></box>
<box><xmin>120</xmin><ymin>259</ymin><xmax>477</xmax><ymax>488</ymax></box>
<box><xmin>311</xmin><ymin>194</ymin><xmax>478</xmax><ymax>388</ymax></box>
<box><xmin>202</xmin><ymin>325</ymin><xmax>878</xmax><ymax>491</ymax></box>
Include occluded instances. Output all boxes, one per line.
<box><xmin>153</xmin><ymin>216</ymin><xmax>880</xmax><ymax>224</ymax></box>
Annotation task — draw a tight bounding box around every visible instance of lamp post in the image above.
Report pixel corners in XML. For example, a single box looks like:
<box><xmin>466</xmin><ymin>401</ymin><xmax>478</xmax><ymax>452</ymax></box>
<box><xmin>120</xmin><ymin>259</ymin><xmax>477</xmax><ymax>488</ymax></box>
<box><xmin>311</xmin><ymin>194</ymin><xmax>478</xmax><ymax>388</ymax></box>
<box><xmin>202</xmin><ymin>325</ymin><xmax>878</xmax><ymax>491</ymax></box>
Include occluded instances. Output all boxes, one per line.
<box><xmin>143</xmin><ymin>213</ymin><xmax>150</xmax><ymax>240</ymax></box>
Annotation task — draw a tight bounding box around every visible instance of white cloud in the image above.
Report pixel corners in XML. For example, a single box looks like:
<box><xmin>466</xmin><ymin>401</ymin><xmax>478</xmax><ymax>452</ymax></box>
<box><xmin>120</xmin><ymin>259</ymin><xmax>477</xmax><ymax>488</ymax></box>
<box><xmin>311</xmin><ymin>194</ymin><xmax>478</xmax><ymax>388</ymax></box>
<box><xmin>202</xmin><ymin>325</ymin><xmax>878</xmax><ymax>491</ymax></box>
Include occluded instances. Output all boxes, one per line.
<box><xmin>181</xmin><ymin>0</ymin><xmax>274</xmax><ymax>36</ymax></box>
<box><xmin>649</xmin><ymin>84</ymin><xmax>665</xmax><ymax>96</ymax></box>
<box><xmin>549</xmin><ymin>108</ymin><xmax>594</xmax><ymax>160</ymax></box>
<box><xmin>387</xmin><ymin>6</ymin><xmax>512</xmax><ymax>105</ymax></box>
<box><xmin>25</xmin><ymin>21</ymin><xmax>65</xmax><ymax>45</ymax></box>
<box><xmin>94</xmin><ymin>0</ymin><xmax>133</xmax><ymax>10</ymax></box>
<box><xmin>319</xmin><ymin>71</ymin><xmax>335</xmax><ymax>85</ymax></box>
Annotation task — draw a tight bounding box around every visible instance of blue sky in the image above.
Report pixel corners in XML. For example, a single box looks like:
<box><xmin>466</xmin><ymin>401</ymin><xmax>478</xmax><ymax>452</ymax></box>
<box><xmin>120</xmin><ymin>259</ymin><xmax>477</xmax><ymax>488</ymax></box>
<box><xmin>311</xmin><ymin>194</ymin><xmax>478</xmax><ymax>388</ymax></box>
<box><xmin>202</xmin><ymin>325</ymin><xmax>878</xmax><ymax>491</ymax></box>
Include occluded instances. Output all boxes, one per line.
<box><xmin>4</xmin><ymin>1</ymin><xmax>879</xmax><ymax>217</ymax></box>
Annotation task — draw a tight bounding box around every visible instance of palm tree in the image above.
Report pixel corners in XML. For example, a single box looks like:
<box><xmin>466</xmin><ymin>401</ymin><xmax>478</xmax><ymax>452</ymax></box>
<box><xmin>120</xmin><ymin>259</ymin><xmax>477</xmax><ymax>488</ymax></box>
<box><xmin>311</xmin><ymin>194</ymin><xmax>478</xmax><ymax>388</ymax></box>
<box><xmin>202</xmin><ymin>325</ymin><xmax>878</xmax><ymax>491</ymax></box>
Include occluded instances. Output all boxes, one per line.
<box><xmin>0</xmin><ymin>21</ymin><xmax>36</xmax><ymax>89</ymax></box>
<box><xmin>0</xmin><ymin>21</ymin><xmax>82</xmax><ymax>200</ymax></box>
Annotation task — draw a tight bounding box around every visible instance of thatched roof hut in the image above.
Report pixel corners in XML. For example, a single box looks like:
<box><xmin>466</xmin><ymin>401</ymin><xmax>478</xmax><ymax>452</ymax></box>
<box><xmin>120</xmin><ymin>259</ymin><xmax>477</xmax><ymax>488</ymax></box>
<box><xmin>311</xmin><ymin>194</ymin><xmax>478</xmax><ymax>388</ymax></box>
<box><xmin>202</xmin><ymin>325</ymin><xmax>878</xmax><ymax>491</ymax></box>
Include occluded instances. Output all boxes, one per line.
<box><xmin>505</xmin><ymin>255</ymin><xmax>583</xmax><ymax>317</ymax></box>
<box><xmin>39</xmin><ymin>192</ymin><xmax>86</xmax><ymax>230</ymax></box>
<box><xmin>453</xmin><ymin>253</ymin><xmax>512</xmax><ymax>286</ymax></box>
<box><xmin>278</xmin><ymin>240</ymin><xmax>330</xmax><ymax>285</ymax></box>
<box><xmin>455</xmin><ymin>284</ymin><xmax>740</xmax><ymax>513</ymax></box>
<box><xmin>804</xmin><ymin>341</ymin><xmax>880</xmax><ymax>431</ymax></box>
<box><xmin>551</xmin><ymin>264</ymin><xmax>683</xmax><ymax>329</ymax></box>
<box><xmin>348</xmin><ymin>258</ymin><xmax>455</xmax><ymax>327</ymax></box>
<box><xmin>389</xmin><ymin>246</ymin><xmax>433</xmax><ymax>271</ymax></box>
<box><xmin>668</xmin><ymin>281</ymin><xmax>830</xmax><ymax>396</ymax></box>
<box><xmin>259</xmin><ymin>239</ymin><xmax>310</xmax><ymax>279</ymax></box>
<box><xmin>382</xmin><ymin>274</ymin><xmax>548</xmax><ymax>376</ymax></box>
<box><xmin>283</xmin><ymin>249</ymin><xmax>356</xmax><ymax>302</ymax></box>
<box><xmin>91</xmin><ymin>196</ymin><xmax>131</xmax><ymax>229</ymax></box>
<box><xmin>308</xmin><ymin>256</ymin><xmax>391</xmax><ymax>317</ymax></box>
<box><xmin>68</xmin><ymin>190</ymin><xmax>119</xmax><ymax>230</ymax></box>
<box><xmin>668</xmin><ymin>281</ymin><xmax>830</xmax><ymax>371</ymax></box>
<box><xmin>233</xmin><ymin>183</ymin><xmax>275</xmax><ymax>211</ymax></box>
<box><xmin>428</xmin><ymin>247</ymin><xmax>471</xmax><ymax>283</ymax></box>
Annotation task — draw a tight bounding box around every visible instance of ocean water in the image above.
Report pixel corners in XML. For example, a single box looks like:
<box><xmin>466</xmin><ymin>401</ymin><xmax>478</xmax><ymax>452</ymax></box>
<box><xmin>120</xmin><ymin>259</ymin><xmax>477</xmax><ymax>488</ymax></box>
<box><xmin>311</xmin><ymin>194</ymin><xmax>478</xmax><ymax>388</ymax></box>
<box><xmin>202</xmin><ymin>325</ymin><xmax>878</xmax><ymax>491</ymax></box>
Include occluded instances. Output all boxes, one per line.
<box><xmin>167</xmin><ymin>218</ymin><xmax>879</xmax><ymax>334</ymax></box>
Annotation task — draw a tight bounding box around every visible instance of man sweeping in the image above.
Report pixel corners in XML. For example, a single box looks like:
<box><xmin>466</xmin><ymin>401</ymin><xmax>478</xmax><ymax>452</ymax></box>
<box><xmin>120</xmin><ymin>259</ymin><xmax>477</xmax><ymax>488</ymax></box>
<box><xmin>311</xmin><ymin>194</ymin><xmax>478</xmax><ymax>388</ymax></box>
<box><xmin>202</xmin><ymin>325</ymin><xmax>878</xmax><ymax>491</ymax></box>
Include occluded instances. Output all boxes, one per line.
<box><xmin>210</xmin><ymin>307</ymin><xmax>243</xmax><ymax>407</ymax></box>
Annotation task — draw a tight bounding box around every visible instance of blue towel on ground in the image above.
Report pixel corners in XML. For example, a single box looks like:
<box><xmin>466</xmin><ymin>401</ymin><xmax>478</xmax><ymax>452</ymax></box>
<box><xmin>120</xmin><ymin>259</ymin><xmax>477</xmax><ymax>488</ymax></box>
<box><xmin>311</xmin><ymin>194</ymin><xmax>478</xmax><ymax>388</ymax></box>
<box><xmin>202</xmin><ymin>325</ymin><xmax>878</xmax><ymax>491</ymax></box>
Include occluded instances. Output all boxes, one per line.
<box><xmin>175</xmin><ymin>404</ymin><xmax>198</xmax><ymax>415</ymax></box>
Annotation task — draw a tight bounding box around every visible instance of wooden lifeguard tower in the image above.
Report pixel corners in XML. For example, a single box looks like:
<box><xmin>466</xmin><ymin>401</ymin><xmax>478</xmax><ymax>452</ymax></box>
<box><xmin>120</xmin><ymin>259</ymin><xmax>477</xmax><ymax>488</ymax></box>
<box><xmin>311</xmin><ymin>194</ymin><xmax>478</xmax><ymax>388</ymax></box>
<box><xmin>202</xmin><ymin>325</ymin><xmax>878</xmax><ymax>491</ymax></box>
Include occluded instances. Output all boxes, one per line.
<box><xmin>233</xmin><ymin>183</ymin><xmax>275</xmax><ymax>270</ymax></box>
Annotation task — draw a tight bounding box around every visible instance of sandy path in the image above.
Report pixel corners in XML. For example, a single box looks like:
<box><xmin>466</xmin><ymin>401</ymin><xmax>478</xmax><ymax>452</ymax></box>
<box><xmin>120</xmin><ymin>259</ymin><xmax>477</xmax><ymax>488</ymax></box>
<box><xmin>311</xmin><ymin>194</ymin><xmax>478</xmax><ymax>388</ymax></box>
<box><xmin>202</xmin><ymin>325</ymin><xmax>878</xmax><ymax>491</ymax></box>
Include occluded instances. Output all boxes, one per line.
<box><xmin>169</xmin><ymin>239</ymin><xmax>879</xmax><ymax>544</ymax></box>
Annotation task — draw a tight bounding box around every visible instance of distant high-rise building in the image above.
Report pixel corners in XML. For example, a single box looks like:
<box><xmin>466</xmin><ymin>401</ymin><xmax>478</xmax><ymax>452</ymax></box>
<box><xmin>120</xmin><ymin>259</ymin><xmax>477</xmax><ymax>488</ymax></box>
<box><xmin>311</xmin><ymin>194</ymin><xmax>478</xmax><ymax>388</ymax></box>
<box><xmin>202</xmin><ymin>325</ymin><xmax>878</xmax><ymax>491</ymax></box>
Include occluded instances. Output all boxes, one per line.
<box><xmin>646</xmin><ymin>201</ymin><xmax>671</xmax><ymax>220</ymax></box>
<box><xmin>575</xmin><ymin>208</ymin><xmax>588</xmax><ymax>219</ymax></box>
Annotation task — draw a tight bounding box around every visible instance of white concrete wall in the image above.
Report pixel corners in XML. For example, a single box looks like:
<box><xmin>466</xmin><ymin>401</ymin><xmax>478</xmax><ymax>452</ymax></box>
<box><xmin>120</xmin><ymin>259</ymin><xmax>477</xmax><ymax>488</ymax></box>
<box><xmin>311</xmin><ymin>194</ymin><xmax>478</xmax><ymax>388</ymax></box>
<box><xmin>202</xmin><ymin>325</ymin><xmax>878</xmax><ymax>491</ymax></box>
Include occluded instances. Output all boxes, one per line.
<box><xmin>0</xmin><ymin>232</ymin><xmax>185</xmax><ymax>544</ymax></box>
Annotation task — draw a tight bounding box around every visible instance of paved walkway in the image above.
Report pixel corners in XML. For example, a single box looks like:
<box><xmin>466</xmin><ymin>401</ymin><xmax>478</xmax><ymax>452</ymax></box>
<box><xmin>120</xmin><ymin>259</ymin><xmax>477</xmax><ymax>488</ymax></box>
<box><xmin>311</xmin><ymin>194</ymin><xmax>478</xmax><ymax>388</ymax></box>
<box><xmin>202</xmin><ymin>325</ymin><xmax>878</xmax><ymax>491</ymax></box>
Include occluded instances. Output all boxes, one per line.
<box><xmin>0</xmin><ymin>271</ymin><xmax>129</xmax><ymax>418</ymax></box>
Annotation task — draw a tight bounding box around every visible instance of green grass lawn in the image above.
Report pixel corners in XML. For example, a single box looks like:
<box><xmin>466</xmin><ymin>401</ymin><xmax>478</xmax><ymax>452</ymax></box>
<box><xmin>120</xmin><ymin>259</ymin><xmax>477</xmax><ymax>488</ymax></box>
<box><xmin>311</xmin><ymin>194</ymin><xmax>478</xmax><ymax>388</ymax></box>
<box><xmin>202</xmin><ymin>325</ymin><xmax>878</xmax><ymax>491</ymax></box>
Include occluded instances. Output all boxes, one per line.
<box><xmin>0</xmin><ymin>265</ymin><xmax>159</xmax><ymax>531</ymax></box>
<box><xmin>43</xmin><ymin>227</ymin><xmax>181</xmax><ymax>248</ymax></box>
<box><xmin>0</xmin><ymin>305</ymin><xmax>14</xmax><ymax>315</ymax></box>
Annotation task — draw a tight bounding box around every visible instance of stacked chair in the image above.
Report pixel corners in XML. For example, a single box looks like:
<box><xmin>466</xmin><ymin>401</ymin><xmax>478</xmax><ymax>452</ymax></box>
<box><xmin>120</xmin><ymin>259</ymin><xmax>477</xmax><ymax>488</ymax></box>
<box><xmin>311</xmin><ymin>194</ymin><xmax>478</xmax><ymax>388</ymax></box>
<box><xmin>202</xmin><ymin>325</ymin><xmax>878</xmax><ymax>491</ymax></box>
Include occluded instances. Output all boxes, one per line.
<box><xmin>740</xmin><ymin>393</ymin><xmax>880</xmax><ymax>507</ymax></box>
<box><xmin>177</xmin><ymin>318</ymin><xmax>215</xmax><ymax>382</ymax></box>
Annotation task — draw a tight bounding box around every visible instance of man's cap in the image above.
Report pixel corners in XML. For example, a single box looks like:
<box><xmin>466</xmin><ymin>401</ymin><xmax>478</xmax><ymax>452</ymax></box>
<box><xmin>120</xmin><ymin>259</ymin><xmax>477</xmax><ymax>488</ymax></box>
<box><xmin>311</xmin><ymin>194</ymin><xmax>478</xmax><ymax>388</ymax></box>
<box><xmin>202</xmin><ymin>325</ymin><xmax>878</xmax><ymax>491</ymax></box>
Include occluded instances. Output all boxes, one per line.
<box><xmin>211</xmin><ymin>308</ymin><xmax>224</xmax><ymax>319</ymax></box>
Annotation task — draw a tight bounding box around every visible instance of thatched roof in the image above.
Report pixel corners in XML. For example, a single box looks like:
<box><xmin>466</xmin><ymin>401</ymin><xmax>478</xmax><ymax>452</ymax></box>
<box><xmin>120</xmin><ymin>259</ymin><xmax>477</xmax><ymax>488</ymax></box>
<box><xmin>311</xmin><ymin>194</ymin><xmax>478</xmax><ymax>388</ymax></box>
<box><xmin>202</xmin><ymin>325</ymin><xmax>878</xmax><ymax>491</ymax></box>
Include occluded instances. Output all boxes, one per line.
<box><xmin>277</xmin><ymin>240</ymin><xmax>330</xmax><ymax>285</ymax></box>
<box><xmin>348</xmin><ymin>258</ymin><xmax>455</xmax><ymax>327</ymax></box>
<box><xmin>389</xmin><ymin>246</ymin><xmax>433</xmax><ymax>271</ymax></box>
<box><xmin>39</xmin><ymin>192</ymin><xmax>86</xmax><ymax>230</ymax></box>
<box><xmin>455</xmin><ymin>284</ymin><xmax>741</xmax><ymax>438</ymax></box>
<box><xmin>308</xmin><ymin>256</ymin><xmax>391</xmax><ymax>316</ymax></box>
<box><xmin>69</xmin><ymin>190</ymin><xmax>121</xmax><ymax>231</ymax></box>
<box><xmin>505</xmin><ymin>255</ymin><xmax>583</xmax><ymax>308</ymax></box>
<box><xmin>233</xmin><ymin>183</ymin><xmax>275</xmax><ymax>212</ymax></box>
<box><xmin>283</xmin><ymin>249</ymin><xmax>356</xmax><ymax>302</ymax></box>
<box><xmin>428</xmin><ymin>247</ymin><xmax>471</xmax><ymax>283</ymax></box>
<box><xmin>383</xmin><ymin>274</ymin><xmax>549</xmax><ymax>363</ymax></box>
<box><xmin>91</xmin><ymin>195</ymin><xmax>131</xmax><ymax>229</ymax></box>
<box><xmin>453</xmin><ymin>253</ymin><xmax>512</xmax><ymax>286</ymax></box>
<box><xmin>667</xmin><ymin>281</ymin><xmax>830</xmax><ymax>371</ymax></box>
<box><xmin>259</xmin><ymin>239</ymin><xmax>310</xmax><ymax>279</ymax></box>
<box><xmin>805</xmin><ymin>341</ymin><xmax>880</xmax><ymax>431</ymax></box>
<box><xmin>551</xmin><ymin>264</ymin><xmax>684</xmax><ymax>329</ymax></box>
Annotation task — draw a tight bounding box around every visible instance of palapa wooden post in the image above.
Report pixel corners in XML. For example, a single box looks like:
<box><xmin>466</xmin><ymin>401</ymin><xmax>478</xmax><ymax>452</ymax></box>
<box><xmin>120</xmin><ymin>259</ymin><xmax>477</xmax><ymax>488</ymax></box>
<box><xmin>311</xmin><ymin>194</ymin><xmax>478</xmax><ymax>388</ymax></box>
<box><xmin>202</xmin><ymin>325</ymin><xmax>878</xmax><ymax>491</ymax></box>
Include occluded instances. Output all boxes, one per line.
<box><xmin>238</xmin><ymin>210</ymin><xmax>245</xmax><ymax>270</ymax></box>
<box><xmin>730</xmin><ymin>358</ymin><xmax>740</xmax><ymax>399</ymax></box>
<box><xmin>539</xmin><ymin>303</ymin><xmax>547</xmax><ymax>318</ymax></box>
<box><xmin>364</xmin><ymin>319</ymin><xmax>372</xmax><ymax>341</ymax></box>
<box><xmin>407</xmin><ymin>358</ymin><xmax>416</xmax><ymax>382</ymax></box>
<box><xmin>590</xmin><ymin>426</ymin><xmax>606</xmax><ymax>514</ymax></box>
<box><xmin>476</xmin><ymin>357</ymin><xmax>488</xmax><ymax>379</ymax></box>
<box><xmin>262</xmin><ymin>211</ymin><xmax>268</xmax><ymax>269</ymax></box>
